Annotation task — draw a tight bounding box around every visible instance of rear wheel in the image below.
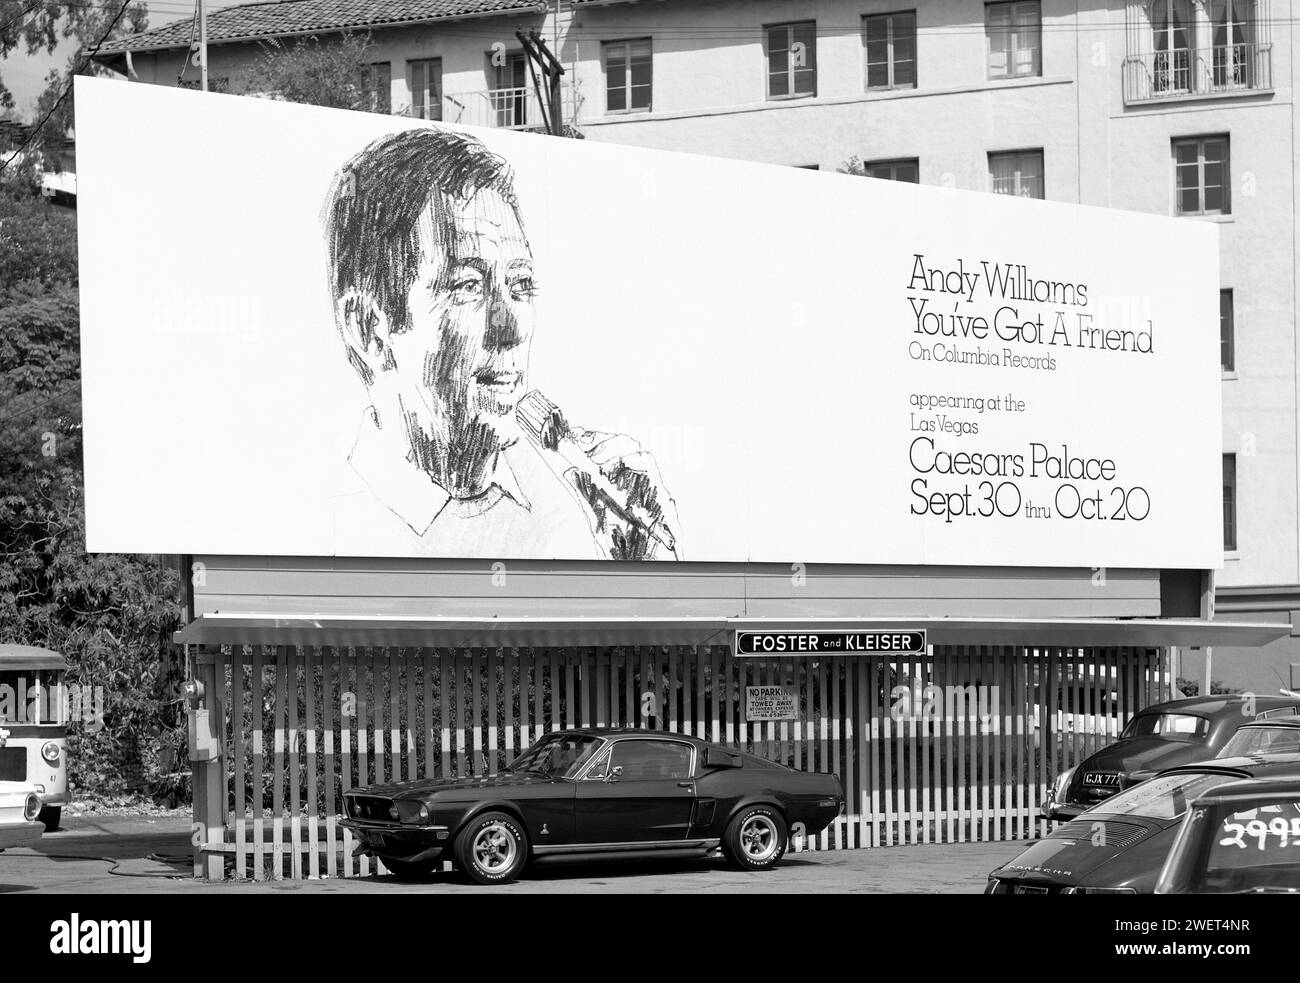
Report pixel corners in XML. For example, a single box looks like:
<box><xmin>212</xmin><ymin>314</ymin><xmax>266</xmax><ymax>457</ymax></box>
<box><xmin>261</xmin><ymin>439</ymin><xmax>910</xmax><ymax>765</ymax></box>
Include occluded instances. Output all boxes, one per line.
<box><xmin>380</xmin><ymin>857</ymin><xmax>438</xmax><ymax>881</ymax></box>
<box><xmin>38</xmin><ymin>807</ymin><xmax>61</xmax><ymax>832</ymax></box>
<box><xmin>722</xmin><ymin>805</ymin><xmax>787</xmax><ymax>871</ymax></box>
<box><xmin>453</xmin><ymin>812</ymin><xmax>528</xmax><ymax>885</ymax></box>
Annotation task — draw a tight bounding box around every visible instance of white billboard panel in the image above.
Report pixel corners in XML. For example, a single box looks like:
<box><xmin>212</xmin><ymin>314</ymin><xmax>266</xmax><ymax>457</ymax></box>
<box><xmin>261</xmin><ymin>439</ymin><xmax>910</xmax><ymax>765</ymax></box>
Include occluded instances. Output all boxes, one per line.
<box><xmin>75</xmin><ymin>77</ymin><xmax>1222</xmax><ymax>567</ymax></box>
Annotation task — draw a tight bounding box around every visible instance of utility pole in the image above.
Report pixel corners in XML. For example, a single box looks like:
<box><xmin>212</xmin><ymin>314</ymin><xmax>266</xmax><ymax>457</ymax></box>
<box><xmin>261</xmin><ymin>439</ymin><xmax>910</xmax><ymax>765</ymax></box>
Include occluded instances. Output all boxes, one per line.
<box><xmin>199</xmin><ymin>0</ymin><xmax>209</xmax><ymax>91</ymax></box>
<box><xmin>516</xmin><ymin>28</ymin><xmax>565</xmax><ymax>135</ymax></box>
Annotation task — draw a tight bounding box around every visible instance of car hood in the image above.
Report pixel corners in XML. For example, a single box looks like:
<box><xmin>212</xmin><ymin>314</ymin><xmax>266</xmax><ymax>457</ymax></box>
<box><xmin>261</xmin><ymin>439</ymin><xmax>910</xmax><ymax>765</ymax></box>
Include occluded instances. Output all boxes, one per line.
<box><xmin>353</xmin><ymin>772</ymin><xmax>559</xmax><ymax>801</ymax></box>
<box><xmin>1080</xmin><ymin>738</ymin><xmax>1207</xmax><ymax>776</ymax></box>
<box><xmin>993</xmin><ymin>818</ymin><xmax>1176</xmax><ymax>889</ymax></box>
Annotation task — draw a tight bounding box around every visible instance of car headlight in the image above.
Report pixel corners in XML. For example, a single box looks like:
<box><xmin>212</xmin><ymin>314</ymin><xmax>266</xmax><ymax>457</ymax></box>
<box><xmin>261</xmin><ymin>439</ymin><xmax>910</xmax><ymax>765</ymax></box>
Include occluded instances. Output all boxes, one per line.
<box><xmin>41</xmin><ymin>741</ymin><xmax>60</xmax><ymax>764</ymax></box>
<box><xmin>395</xmin><ymin>801</ymin><xmax>432</xmax><ymax>825</ymax></box>
<box><xmin>1051</xmin><ymin>766</ymin><xmax>1077</xmax><ymax>803</ymax></box>
<box><xmin>24</xmin><ymin>793</ymin><xmax>41</xmax><ymax>822</ymax></box>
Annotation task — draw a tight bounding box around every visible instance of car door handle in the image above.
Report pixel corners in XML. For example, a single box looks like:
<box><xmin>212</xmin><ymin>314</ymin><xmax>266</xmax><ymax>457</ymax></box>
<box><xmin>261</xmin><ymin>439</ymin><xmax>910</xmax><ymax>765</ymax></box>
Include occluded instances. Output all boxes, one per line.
<box><xmin>677</xmin><ymin>782</ymin><xmax>694</xmax><ymax>789</ymax></box>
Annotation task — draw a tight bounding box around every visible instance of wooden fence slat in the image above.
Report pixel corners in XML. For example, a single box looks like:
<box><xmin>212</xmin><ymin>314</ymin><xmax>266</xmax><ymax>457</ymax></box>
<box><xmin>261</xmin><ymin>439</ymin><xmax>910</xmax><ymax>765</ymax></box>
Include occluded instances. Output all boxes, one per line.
<box><xmin>340</xmin><ymin>649</ymin><xmax>354</xmax><ymax>879</ymax></box>
<box><xmin>272</xmin><ymin>647</ymin><xmax>287</xmax><ymax>880</ymax></box>
<box><xmin>322</xmin><ymin>647</ymin><xmax>337</xmax><ymax>879</ymax></box>
<box><xmin>304</xmin><ymin>647</ymin><xmax>319</xmax><ymax>879</ymax></box>
<box><xmin>230</xmin><ymin>647</ymin><xmax>247</xmax><ymax>880</ymax></box>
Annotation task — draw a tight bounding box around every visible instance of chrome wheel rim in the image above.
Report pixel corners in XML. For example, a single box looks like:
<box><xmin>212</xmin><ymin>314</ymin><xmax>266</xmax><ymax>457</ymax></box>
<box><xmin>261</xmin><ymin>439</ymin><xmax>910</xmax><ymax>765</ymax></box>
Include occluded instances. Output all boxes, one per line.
<box><xmin>472</xmin><ymin>823</ymin><xmax>517</xmax><ymax>873</ymax></box>
<box><xmin>740</xmin><ymin>814</ymin><xmax>779</xmax><ymax>862</ymax></box>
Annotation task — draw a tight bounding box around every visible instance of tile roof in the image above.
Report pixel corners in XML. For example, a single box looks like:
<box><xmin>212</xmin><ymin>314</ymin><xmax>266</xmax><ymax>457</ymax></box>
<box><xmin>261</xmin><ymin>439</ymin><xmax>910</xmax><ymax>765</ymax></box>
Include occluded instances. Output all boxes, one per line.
<box><xmin>97</xmin><ymin>0</ymin><xmax>546</xmax><ymax>54</ymax></box>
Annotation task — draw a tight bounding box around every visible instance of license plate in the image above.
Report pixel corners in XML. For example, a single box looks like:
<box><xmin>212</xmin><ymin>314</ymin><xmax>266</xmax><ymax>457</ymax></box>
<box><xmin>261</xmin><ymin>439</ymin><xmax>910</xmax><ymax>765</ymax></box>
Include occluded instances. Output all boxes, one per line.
<box><xmin>1014</xmin><ymin>884</ymin><xmax>1049</xmax><ymax>895</ymax></box>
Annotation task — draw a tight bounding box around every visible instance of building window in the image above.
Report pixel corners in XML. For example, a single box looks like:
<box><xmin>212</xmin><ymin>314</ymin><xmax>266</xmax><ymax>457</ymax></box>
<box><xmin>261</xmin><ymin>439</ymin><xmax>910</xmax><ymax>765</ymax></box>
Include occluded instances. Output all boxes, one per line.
<box><xmin>1174</xmin><ymin>136</ymin><xmax>1229</xmax><ymax>216</ymax></box>
<box><xmin>1211</xmin><ymin>0</ymin><xmax>1256</xmax><ymax>88</ymax></box>
<box><xmin>863</xmin><ymin>11</ymin><xmax>916</xmax><ymax>90</ymax></box>
<box><xmin>989</xmin><ymin>149</ymin><xmax>1043</xmax><ymax>199</ymax></box>
<box><xmin>1127</xmin><ymin>0</ymin><xmax>1271</xmax><ymax>104</ymax></box>
<box><xmin>605</xmin><ymin>39</ymin><xmax>652</xmax><ymax>113</ymax></box>
<box><xmin>986</xmin><ymin>1</ymin><xmax>1041</xmax><ymax>79</ymax></box>
<box><xmin>490</xmin><ymin>51</ymin><xmax>529</xmax><ymax>127</ymax></box>
<box><xmin>1223</xmin><ymin>453</ymin><xmax>1237</xmax><ymax>551</ymax></box>
<box><xmin>407</xmin><ymin>58</ymin><xmax>442</xmax><ymax>121</ymax></box>
<box><xmin>767</xmin><ymin>21</ymin><xmax>817</xmax><ymax>99</ymax></box>
<box><xmin>361</xmin><ymin>62</ymin><xmax>391</xmax><ymax>114</ymax></box>
<box><xmin>1220</xmin><ymin>289</ymin><xmax>1235</xmax><ymax>372</ymax></box>
<box><xmin>862</xmin><ymin>158</ymin><xmax>919</xmax><ymax>183</ymax></box>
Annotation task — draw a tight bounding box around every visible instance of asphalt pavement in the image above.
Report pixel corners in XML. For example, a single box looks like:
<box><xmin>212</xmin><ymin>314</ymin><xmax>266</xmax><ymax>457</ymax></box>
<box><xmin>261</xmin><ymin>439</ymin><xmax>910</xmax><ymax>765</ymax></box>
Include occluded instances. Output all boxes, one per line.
<box><xmin>0</xmin><ymin>814</ymin><xmax>1026</xmax><ymax>894</ymax></box>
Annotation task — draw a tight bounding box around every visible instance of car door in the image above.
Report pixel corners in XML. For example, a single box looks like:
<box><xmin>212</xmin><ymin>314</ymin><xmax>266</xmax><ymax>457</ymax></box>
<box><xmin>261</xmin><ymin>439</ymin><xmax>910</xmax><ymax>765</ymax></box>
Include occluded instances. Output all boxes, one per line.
<box><xmin>574</xmin><ymin>738</ymin><xmax>697</xmax><ymax>844</ymax></box>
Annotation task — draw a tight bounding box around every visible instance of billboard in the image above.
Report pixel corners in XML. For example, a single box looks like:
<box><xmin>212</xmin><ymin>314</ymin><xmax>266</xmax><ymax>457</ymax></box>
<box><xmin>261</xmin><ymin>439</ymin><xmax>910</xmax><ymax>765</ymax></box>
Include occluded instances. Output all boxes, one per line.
<box><xmin>75</xmin><ymin>77</ymin><xmax>1222</xmax><ymax>568</ymax></box>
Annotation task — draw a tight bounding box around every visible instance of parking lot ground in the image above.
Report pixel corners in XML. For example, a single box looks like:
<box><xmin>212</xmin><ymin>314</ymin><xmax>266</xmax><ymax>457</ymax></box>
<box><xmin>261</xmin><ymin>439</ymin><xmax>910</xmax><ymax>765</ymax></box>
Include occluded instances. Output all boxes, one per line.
<box><xmin>0</xmin><ymin>814</ymin><xmax>1027</xmax><ymax>894</ymax></box>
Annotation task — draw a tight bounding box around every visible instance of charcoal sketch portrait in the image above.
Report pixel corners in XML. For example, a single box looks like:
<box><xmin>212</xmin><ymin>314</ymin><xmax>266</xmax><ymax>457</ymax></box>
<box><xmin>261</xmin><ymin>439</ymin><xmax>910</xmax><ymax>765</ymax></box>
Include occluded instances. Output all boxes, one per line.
<box><xmin>322</xmin><ymin>127</ymin><xmax>680</xmax><ymax>561</ymax></box>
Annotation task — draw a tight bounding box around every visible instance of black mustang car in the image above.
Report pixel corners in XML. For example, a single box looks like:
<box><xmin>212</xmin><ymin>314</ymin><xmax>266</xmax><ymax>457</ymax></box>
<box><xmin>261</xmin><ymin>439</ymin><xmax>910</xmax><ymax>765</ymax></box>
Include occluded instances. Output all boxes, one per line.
<box><xmin>1040</xmin><ymin>695</ymin><xmax>1299</xmax><ymax>820</ymax></box>
<box><xmin>341</xmin><ymin>728</ymin><xmax>845</xmax><ymax>884</ymax></box>
<box><xmin>988</xmin><ymin>757</ymin><xmax>1300</xmax><ymax>894</ymax></box>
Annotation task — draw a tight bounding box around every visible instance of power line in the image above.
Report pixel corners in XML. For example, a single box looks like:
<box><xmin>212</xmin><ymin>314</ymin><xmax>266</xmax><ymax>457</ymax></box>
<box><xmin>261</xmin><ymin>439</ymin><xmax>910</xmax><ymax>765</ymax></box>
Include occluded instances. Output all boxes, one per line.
<box><xmin>0</xmin><ymin>0</ymin><xmax>134</xmax><ymax>175</ymax></box>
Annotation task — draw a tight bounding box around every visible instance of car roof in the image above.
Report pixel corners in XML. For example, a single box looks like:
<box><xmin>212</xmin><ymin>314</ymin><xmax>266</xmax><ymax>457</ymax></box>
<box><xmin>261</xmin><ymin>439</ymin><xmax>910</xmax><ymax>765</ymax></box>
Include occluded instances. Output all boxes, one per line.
<box><xmin>1191</xmin><ymin>777</ymin><xmax>1300</xmax><ymax>804</ymax></box>
<box><xmin>1236</xmin><ymin>715</ymin><xmax>1300</xmax><ymax>729</ymax></box>
<box><xmin>0</xmin><ymin>645</ymin><xmax>67</xmax><ymax>670</ymax></box>
<box><xmin>552</xmin><ymin>727</ymin><xmax>707</xmax><ymax>744</ymax></box>
<box><xmin>1135</xmin><ymin>695</ymin><xmax>1298</xmax><ymax>720</ymax></box>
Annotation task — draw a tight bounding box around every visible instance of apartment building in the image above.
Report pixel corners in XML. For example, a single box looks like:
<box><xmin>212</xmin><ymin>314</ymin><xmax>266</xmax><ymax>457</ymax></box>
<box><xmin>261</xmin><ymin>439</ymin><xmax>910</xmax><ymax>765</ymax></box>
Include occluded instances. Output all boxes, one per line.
<box><xmin>96</xmin><ymin>0</ymin><xmax>1299</xmax><ymax>693</ymax></box>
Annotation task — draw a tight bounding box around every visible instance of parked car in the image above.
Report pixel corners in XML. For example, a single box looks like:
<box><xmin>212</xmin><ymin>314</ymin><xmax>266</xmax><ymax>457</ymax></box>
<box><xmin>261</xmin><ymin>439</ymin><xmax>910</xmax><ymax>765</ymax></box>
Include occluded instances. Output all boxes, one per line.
<box><xmin>1214</xmin><ymin>716</ymin><xmax>1300</xmax><ymax>760</ymax></box>
<box><xmin>987</xmin><ymin>758</ymin><xmax>1300</xmax><ymax>894</ymax></box>
<box><xmin>0</xmin><ymin>777</ymin><xmax>44</xmax><ymax>851</ymax></box>
<box><xmin>1040</xmin><ymin>695</ymin><xmax>1299</xmax><ymax>820</ymax></box>
<box><xmin>1155</xmin><ymin>777</ymin><xmax>1300</xmax><ymax>894</ymax></box>
<box><xmin>341</xmin><ymin>728</ymin><xmax>845</xmax><ymax>884</ymax></box>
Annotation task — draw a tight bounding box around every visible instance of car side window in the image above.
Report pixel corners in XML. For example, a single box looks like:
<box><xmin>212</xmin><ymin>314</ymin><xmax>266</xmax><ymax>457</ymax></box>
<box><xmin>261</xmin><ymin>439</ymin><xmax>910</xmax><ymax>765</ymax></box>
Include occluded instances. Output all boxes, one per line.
<box><xmin>1256</xmin><ymin>707</ymin><xmax>1298</xmax><ymax>720</ymax></box>
<box><xmin>608</xmin><ymin>740</ymin><xmax>694</xmax><ymax>781</ymax></box>
<box><xmin>584</xmin><ymin>747</ymin><xmax>612</xmax><ymax>780</ymax></box>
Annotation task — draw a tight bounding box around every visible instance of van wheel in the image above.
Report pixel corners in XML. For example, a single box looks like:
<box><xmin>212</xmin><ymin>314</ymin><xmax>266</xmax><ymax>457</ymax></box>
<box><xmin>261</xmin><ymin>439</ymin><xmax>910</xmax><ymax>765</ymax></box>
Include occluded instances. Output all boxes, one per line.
<box><xmin>454</xmin><ymin>812</ymin><xmax>528</xmax><ymax>885</ymax></box>
<box><xmin>722</xmin><ymin>805</ymin><xmax>787</xmax><ymax>871</ymax></box>
<box><xmin>39</xmin><ymin>807</ymin><xmax>61</xmax><ymax>832</ymax></box>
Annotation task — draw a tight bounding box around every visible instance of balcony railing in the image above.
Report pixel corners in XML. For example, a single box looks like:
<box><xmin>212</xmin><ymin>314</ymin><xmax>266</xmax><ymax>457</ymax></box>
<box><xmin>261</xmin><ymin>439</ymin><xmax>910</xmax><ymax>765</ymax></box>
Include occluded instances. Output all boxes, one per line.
<box><xmin>1123</xmin><ymin>42</ymin><xmax>1271</xmax><ymax>104</ymax></box>
<box><xmin>441</xmin><ymin>84</ymin><xmax>583</xmax><ymax>130</ymax></box>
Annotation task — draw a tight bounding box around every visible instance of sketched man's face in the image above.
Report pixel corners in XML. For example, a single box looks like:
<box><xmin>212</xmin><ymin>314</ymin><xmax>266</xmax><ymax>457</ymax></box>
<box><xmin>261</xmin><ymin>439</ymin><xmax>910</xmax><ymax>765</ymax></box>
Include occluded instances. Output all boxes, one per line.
<box><xmin>389</xmin><ymin>187</ymin><xmax>536</xmax><ymax>458</ymax></box>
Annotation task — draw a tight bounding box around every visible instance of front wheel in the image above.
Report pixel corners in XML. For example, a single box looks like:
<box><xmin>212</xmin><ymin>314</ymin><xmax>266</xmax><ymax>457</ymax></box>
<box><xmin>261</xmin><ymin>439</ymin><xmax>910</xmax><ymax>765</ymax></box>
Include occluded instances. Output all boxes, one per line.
<box><xmin>453</xmin><ymin>812</ymin><xmax>528</xmax><ymax>885</ymax></box>
<box><xmin>722</xmin><ymin>805</ymin><xmax>787</xmax><ymax>871</ymax></box>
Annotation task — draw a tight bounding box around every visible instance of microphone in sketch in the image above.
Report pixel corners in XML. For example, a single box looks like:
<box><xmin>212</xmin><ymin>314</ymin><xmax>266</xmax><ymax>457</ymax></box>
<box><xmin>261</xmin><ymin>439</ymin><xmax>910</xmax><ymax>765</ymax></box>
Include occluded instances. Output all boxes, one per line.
<box><xmin>322</xmin><ymin>127</ymin><xmax>680</xmax><ymax>561</ymax></box>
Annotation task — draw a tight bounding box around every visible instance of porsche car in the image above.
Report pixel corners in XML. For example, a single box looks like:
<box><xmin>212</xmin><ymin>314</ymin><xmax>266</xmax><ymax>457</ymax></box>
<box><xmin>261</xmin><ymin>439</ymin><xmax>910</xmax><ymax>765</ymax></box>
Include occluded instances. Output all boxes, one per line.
<box><xmin>1155</xmin><ymin>777</ymin><xmax>1300</xmax><ymax>894</ymax></box>
<box><xmin>1040</xmin><ymin>695</ymin><xmax>1299</xmax><ymax>820</ymax></box>
<box><xmin>341</xmin><ymin>728</ymin><xmax>845</xmax><ymax>884</ymax></box>
<box><xmin>988</xmin><ymin>757</ymin><xmax>1300</xmax><ymax>894</ymax></box>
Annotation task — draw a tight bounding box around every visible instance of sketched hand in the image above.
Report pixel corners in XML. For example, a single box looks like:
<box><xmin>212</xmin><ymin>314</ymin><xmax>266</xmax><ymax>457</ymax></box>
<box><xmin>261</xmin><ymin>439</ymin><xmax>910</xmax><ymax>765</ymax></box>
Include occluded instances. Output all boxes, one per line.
<box><xmin>568</xmin><ymin>429</ymin><xmax>681</xmax><ymax>561</ymax></box>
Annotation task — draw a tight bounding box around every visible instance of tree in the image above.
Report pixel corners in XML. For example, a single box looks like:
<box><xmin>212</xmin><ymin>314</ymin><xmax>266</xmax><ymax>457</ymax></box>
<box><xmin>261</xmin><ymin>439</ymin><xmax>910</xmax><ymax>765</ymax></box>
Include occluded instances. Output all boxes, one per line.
<box><xmin>28</xmin><ymin>0</ymin><xmax>148</xmax><ymax>145</ymax></box>
<box><xmin>243</xmin><ymin>32</ymin><xmax>379</xmax><ymax>113</ymax></box>
<box><xmin>0</xmin><ymin>1</ymin><xmax>147</xmax><ymax>119</ymax></box>
<box><xmin>0</xmin><ymin>187</ymin><xmax>186</xmax><ymax>802</ymax></box>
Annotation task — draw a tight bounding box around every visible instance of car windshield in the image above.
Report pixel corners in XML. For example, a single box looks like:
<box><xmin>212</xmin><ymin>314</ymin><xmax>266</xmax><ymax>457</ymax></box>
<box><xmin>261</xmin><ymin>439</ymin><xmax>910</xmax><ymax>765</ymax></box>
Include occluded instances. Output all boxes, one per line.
<box><xmin>1093</xmin><ymin>772</ymin><xmax>1237</xmax><ymax>820</ymax></box>
<box><xmin>1120</xmin><ymin>712</ymin><xmax>1208</xmax><ymax>741</ymax></box>
<box><xmin>504</xmin><ymin>734</ymin><xmax>602</xmax><ymax>779</ymax></box>
<box><xmin>1193</xmin><ymin>799</ymin><xmax>1300</xmax><ymax>892</ymax></box>
<box><xmin>1218</xmin><ymin>726</ymin><xmax>1300</xmax><ymax>759</ymax></box>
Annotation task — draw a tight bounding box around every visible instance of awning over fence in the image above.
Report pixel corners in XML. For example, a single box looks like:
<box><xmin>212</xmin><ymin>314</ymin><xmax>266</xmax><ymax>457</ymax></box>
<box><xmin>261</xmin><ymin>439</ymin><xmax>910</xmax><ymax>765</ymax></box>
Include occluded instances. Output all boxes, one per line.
<box><xmin>173</xmin><ymin>614</ymin><xmax>1290</xmax><ymax>650</ymax></box>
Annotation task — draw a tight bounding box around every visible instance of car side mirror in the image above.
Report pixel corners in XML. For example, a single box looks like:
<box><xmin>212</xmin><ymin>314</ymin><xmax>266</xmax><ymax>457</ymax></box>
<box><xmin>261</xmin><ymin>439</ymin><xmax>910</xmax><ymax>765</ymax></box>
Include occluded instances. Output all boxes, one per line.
<box><xmin>605</xmin><ymin>766</ymin><xmax>623</xmax><ymax>783</ymax></box>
